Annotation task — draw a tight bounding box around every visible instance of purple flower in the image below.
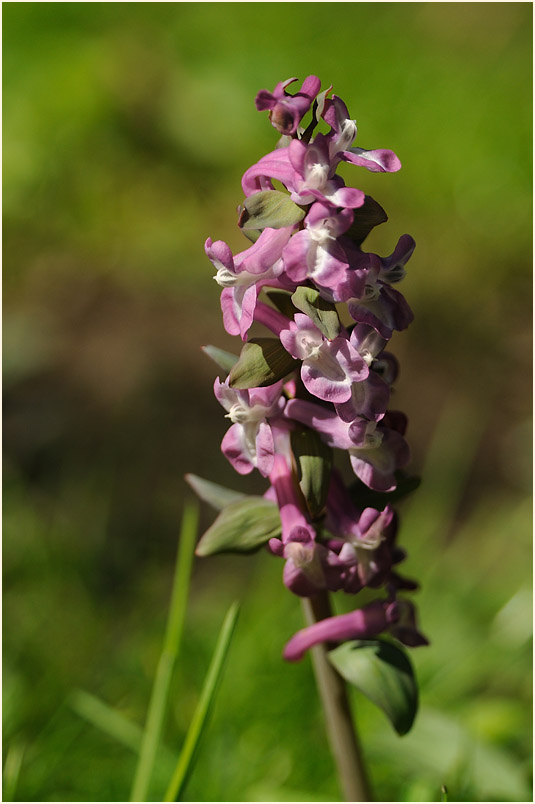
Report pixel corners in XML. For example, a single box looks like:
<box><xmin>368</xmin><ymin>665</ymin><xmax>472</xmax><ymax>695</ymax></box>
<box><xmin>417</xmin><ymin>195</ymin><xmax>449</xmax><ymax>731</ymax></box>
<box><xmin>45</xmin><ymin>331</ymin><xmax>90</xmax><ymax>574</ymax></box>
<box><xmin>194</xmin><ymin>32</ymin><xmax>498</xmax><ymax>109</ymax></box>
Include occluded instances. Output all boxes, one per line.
<box><xmin>287</xmin><ymin>134</ymin><xmax>365</xmax><ymax>208</ymax></box>
<box><xmin>283</xmin><ymin>599</ymin><xmax>399</xmax><ymax>661</ymax></box>
<box><xmin>285</xmin><ymin>398</ymin><xmax>410</xmax><ymax>491</ymax></box>
<box><xmin>280</xmin><ymin>313</ymin><xmax>369</xmax><ymax>403</ymax></box>
<box><xmin>347</xmin><ymin>283</ymin><xmax>414</xmax><ymax>340</ymax></box>
<box><xmin>344</xmin><ymin>237</ymin><xmax>416</xmax><ymax>337</ymax></box>
<box><xmin>377</xmin><ymin>234</ymin><xmax>416</xmax><ymax>284</ymax></box>
<box><xmin>338</xmin><ymin>509</ymin><xmax>396</xmax><ymax>588</ymax></box>
<box><xmin>255</xmin><ymin>75</ymin><xmax>321</xmax><ymax>136</ymax></box>
<box><xmin>388</xmin><ymin>600</ymin><xmax>429</xmax><ymax>648</ymax></box>
<box><xmin>324</xmin><ymin>470</ymin><xmax>398</xmax><ymax>587</ymax></box>
<box><xmin>333</xmin><ymin>325</ymin><xmax>392</xmax><ymax>422</ymax></box>
<box><xmin>214</xmin><ymin>378</ymin><xmax>284</xmax><ymax>477</ymax></box>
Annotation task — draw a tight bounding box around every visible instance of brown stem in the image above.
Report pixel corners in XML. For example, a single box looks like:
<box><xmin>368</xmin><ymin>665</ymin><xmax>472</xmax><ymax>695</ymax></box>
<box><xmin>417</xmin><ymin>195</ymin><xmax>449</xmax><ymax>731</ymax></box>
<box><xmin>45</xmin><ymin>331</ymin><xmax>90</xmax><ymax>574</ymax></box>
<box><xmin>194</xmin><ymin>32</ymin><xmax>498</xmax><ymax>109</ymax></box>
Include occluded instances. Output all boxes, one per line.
<box><xmin>302</xmin><ymin>593</ymin><xmax>372</xmax><ymax>802</ymax></box>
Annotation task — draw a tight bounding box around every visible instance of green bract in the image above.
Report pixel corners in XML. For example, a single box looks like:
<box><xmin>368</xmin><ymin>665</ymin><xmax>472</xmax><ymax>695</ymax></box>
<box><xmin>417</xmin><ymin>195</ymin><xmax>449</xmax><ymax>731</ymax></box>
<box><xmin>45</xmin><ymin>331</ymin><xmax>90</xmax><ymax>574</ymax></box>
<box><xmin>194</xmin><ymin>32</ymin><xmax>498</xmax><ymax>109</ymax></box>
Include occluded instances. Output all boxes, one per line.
<box><xmin>239</xmin><ymin>190</ymin><xmax>306</xmax><ymax>230</ymax></box>
<box><xmin>195</xmin><ymin>496</ymin><xmax>281</xmax><ymax>556</ymax></box>
<box><xmin>344</xmin><ymin>195</ymin><xmax>388</xmax><ymax>246</ymax></box>
<box><xmin>202</xmin><ymin>345</ymin><xmax>239</xmax><ymax>374</ymax></box>
<box><xmin>291</xmin><ymin>286</ymin><xmax>341</xmax><ymax>340</ymax></box>
<box><xmin>185</xmin><ymin>474</ymin><xmax>245</xmax><ymax>511</ymax></box>
<box><xmin>265</xmin><ymin>289</ymin><xmax>298</xmax><ymax>319</ymax></box>
<box><xmin>290</xmin><ymin>428</ymin><xmax>333</xmax><ymax>518</ymax></box>
<box><xmin>229</xmin><ymin>337</ymin><xmax>299</xmax><ymax>389</ymax></box>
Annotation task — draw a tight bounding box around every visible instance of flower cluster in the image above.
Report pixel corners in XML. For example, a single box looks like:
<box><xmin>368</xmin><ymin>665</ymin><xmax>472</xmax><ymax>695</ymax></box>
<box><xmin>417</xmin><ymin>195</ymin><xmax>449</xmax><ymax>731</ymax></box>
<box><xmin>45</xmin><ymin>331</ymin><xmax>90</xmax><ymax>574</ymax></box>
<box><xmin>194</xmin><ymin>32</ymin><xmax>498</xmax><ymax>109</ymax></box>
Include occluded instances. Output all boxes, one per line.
<box><xmin>202</xmin><ymin>76</ymin><xmax>427</xmax><ymax>661</ymax></box>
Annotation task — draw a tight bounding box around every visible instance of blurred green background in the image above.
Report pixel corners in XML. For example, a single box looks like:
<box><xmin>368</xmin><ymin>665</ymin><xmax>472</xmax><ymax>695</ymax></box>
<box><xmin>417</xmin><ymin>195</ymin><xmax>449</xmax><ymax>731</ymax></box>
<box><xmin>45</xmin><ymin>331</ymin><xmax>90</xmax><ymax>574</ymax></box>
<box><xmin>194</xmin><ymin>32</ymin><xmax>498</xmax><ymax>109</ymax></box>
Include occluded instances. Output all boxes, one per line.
<box><xmin>3</xmin><ymin>3</ymin><xmax>532</xmax><ymax>801</ymax></box>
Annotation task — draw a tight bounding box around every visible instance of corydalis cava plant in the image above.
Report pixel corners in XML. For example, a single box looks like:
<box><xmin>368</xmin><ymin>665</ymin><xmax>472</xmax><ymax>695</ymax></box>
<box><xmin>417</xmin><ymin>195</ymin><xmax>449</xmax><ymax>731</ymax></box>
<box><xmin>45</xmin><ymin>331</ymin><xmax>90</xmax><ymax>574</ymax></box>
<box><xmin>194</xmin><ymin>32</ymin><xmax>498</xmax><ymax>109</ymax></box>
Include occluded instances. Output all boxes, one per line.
<box><xmin>188</xmin><ymin>75</ymin><xmax>427</xmax><ymax>771</ymax></box>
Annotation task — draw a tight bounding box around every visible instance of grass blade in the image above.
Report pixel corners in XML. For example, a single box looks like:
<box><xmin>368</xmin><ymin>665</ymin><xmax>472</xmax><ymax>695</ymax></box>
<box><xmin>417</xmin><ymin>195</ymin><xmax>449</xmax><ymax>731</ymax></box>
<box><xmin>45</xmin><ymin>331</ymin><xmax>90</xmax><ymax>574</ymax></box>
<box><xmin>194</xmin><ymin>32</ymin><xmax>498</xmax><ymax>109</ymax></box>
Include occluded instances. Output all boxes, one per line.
<box><xmin>3</xmin><ymin>742</ymin><xmax>26</xmax><ymax>802</ymax></box>
<box><xmin>130</xmin><ymin>503</ymin><xmax>199</xmax><ymax>802</ymax></box>
<box><xmin>164</xmin><ymin>601</ymin><xmax>240</xmax><ymax>802</ymax></box>
<box><xmin>70</xmin><ymin>689</ymin><xmax>143</xmax><ymax>753</ymax></box>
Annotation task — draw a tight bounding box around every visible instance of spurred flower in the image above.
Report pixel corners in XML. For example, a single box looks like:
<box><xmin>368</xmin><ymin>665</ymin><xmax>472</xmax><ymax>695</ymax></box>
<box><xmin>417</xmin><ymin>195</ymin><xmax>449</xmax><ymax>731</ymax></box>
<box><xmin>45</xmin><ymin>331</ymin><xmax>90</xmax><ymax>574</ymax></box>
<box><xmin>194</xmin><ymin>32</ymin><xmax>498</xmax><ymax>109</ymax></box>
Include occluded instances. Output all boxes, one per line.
<box><xmin>255</xmin><ymin>75</ymin><xmax>321</xmax><ymax>136</ymax></box>
<box><xmin>283</xmin><ymin>600</ymin><xmax>400</xmax><ymax>661</ymax></box>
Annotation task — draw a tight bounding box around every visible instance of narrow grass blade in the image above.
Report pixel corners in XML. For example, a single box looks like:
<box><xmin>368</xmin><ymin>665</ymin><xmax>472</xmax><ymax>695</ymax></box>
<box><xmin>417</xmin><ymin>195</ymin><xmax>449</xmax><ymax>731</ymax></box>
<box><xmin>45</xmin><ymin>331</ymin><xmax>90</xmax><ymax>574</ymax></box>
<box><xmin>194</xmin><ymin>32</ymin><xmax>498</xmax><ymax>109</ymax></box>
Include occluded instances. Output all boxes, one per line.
<box><xmin>3</xmin><ymin>742</ymin><xmax>26</xmax><ymax>802</ymax></box>
<box><xmin>70</xmin><ymin>689</ymin><xmax>143</xmax><ymax>753</ymax></box>
<box><xmin>130</xmin><ymin>503</ymin><xmax>199</xmax><ymax>802</ymax></box>
<box><xmin>164</xmin><ymin>601</ymin><xmax>240</xmax><ymax>802</ymax></box>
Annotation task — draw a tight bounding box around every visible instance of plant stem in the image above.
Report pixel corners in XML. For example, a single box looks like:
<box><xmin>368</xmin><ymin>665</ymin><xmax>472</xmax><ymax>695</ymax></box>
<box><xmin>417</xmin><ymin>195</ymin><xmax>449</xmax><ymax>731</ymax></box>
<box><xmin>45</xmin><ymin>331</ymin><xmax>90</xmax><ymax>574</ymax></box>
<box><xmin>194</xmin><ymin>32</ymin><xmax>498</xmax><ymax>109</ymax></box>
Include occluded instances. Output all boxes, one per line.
<box><xmin>302</xmin><ymin>593</ymin><xmax>372</xmax><ymax>802</ymax></box>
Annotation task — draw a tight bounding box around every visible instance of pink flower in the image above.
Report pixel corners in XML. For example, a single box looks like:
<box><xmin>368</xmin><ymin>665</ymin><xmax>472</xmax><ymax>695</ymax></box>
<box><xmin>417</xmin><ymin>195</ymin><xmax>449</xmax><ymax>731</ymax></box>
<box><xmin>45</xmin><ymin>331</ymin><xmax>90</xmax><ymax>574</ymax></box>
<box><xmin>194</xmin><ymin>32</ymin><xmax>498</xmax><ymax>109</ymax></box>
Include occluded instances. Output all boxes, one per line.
<box><xmin>280</xmin><ymin>314</ymin><xmax>368</xmax><ymax>403</ymax></box>
<box><xmin>323</xmin><ymin>94</ymin><xmax>402</xmax><ymax>173</ymax></box>
<box><xmin>242</xmin><ymin>134</ymin><xmax>365</xmax><ymax>209</ymax></box>
<box><xmin>205</xmin><ymin>226</ymin><xmax>293</xmax><ymax>339</ymax></box>
<box><xmin>214</xmin><ymin>378</ymin><xmax>284</xmax><ymax>476</ymax></box>
<box><xmin>281</xmin><ymin>202</ymin><xmax>356</xmax><ymax>293</ymax></box>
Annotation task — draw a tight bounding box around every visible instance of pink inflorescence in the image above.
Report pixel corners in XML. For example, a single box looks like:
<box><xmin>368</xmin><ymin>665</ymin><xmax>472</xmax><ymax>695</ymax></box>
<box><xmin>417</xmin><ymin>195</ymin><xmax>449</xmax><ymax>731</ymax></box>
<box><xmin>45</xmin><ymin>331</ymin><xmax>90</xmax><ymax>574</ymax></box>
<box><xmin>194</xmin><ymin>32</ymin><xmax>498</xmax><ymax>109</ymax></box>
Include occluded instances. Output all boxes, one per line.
<box><xmin>204</xmin><ymin>76</ymin><xmax>427</xmax><ymax>661</ymax></box>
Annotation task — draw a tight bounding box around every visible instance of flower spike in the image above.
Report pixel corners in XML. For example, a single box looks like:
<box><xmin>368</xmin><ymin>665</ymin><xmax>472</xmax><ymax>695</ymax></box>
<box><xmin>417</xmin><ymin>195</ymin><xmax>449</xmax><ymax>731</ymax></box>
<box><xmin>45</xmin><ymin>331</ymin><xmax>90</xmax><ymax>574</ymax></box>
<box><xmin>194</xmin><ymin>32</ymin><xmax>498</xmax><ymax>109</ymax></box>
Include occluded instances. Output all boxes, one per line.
<box><xmin>197</xmin><ymin>75</ymin><xmax>426</xmax><ymax>677</ymax></box>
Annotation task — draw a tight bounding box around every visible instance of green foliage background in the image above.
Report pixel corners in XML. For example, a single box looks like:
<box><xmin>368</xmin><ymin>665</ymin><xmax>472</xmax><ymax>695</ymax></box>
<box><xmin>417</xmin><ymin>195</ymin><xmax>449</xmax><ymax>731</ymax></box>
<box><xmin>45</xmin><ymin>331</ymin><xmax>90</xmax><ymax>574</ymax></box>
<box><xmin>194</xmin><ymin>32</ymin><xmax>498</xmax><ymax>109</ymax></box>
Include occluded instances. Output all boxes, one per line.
<box><xmin>3</xmin><ymin>3</ymin><xmax>532</xmax><ymax>801</ymax></box>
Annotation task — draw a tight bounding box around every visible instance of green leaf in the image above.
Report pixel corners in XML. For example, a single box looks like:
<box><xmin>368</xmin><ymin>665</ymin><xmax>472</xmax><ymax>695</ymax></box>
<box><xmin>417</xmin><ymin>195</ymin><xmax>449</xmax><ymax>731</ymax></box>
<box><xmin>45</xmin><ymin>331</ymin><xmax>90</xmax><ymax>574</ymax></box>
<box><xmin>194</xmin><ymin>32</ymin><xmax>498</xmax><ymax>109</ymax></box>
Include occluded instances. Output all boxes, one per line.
<box><xmin>228</xmin><ymin>338</ymin><xmax>299</xmax><ymax>389</ymax></box>
<box><xmin>291</xmin><ymin>428</ymin><xmax>333</xmax><ymax>518</ymax></box>
<box><xmin>201</xmin><ymin>345</ymin><xmax>239</xmax><ymax>374</ymax></box>
<box><xmin>195</xmin><ymin>496</ymin><xmax>281</xmax><ymax>556</ymax></box>
<box><xmin>349</xmin><ymin>471</ymin><xmax>421</xmax><ymax>510</ymax></box>
<box><xmin>239</xmin><ymin>190</ymin><xmax>305</xmax><ymax>230</ymax></box>
<box><xmin>265</xmin><ymin>290</ymin><xmax>298</xmax><ymax>319</ymax></box>
<box><xmin>185</xmin><ymin>474</ymin><xmax>245</xmax><ymax>511</ymax></box>
<box><xmin>328</xmin><ymin>638</ymin><xmax>418</xmax><ymax>736</ymax></box>
<box><xmin>291</xmin><ymin>286</ymin><xmax>341</xmax><ymax>340</ymax></box>
<box><xmin>344</xmin><ymin>195</ymin><xmax>388</xmax><ymax>246</ymax></box>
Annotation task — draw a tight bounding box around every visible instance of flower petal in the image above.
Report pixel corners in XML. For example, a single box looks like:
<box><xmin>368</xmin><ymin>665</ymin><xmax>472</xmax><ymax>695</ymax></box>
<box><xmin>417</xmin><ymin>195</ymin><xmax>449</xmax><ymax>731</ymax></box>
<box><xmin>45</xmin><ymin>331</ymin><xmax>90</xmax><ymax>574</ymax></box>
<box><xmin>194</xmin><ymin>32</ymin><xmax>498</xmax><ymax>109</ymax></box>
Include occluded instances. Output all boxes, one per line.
<box><xmin>341</xmin><ymin>147</ymin><xmax>401</xmax><ymax>173</ymax></box>
<box><xmin>242</xmin><ymin>148</ymin><xmax>297</xmax><ymax>197</ymax></box>
<box><xmin>284</xmin><ymin>399</ymin><xmax>355</xmax><ymax>449</ymax></box>
<box><xmin>255</xmin><ymin>420</ymin><xmax>275</xmax><ymax>477</ymax></box>
<box><xmin>335</xmin><ymin>372</ymin><xmax>390</xmax><ymax>422</ymax></box>
<box><xmin>349</xmin><ymin>428</ymin><xmax>410</xmax><ymax>491</ymax></box>
<box><xmin>221</xmin><ymin>422</ymin><xmax>255</xmax><ymax>475</ymax></box>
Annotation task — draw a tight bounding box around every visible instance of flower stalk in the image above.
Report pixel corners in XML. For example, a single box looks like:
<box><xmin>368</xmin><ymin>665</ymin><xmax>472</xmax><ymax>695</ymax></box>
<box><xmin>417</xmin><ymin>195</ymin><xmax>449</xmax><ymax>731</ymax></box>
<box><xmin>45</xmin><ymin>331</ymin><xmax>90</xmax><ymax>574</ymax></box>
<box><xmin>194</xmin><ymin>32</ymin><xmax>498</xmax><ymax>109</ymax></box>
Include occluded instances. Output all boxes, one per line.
<box><xmin>302</xmin><ymin>592</ymin><xmax>372</xmax><ymax>802</ymax></box>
